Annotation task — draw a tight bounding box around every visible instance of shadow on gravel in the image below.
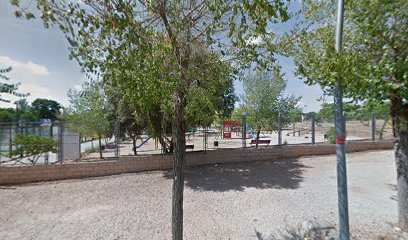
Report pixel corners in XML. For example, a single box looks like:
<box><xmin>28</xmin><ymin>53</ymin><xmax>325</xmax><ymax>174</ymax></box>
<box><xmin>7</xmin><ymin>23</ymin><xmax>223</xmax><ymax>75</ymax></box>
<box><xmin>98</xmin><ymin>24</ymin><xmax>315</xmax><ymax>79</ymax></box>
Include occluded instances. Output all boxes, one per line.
<box><xmin>254</xmin><ymin>227</ymin><xmax>336</xmax><ymax>240</ymax></box>
<box><xmin>163</xmin><ymin>159</ymin><xmax>307</xmax><ymax>192</ymax></box>
<box><xmin>255</xmin><ymin>228</ymin><xmax>304</xmax><ymax>240</ymax></box>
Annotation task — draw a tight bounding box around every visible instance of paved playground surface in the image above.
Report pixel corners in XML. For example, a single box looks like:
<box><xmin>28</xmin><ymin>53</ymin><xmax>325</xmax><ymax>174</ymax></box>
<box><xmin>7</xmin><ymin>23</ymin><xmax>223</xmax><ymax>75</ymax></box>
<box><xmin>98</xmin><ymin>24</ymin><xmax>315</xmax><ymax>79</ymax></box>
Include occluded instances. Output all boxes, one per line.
<box><xmin>0</xmin><ymin>150</ymin><xmax>399</xmax><ymax>239</ymax></box>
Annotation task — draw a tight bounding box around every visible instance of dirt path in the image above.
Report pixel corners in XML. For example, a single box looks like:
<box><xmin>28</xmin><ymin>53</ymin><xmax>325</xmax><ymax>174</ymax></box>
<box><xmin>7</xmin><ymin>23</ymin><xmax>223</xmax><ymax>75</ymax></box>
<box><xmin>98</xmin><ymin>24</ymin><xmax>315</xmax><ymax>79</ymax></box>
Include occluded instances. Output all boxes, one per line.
<box><xmin>0</xmin><ymin>150</ymin><xmax>399</xmax><ymax>239</ymax></box>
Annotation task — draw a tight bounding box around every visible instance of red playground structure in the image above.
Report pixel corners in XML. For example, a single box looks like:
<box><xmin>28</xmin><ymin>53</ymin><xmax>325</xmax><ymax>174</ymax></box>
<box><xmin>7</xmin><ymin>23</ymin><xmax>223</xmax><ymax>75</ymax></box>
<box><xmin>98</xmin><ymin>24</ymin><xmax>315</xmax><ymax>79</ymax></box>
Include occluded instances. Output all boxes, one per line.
<box><xmin>223</xmin><ymin>121</ymin><xmax>241</xmax><ymax>139</ymax></box>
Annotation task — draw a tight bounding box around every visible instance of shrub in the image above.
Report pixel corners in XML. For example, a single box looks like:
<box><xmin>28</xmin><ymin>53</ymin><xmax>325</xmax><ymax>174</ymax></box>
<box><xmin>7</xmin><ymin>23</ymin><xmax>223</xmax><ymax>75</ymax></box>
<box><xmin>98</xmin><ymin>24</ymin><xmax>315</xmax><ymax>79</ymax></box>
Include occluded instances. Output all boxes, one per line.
<box><xmin>325</xmin><ymin>127</ymin><xmax>336</xmax><ymax>144</ymax></box>
<box><xmin>11</xmin><ymin>135</ymin><xmax>57</xmax><ymax>165</ymax></box>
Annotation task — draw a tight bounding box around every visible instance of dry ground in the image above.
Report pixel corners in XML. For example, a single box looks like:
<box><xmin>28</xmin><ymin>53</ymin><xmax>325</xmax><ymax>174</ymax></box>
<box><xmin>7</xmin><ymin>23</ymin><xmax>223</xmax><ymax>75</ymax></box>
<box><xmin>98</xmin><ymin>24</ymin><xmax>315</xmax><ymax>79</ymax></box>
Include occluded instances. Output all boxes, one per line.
<box><xmin>0</xmin><ymin>150</ymin><xmax>403</xmax><ymax>240</ymax></box>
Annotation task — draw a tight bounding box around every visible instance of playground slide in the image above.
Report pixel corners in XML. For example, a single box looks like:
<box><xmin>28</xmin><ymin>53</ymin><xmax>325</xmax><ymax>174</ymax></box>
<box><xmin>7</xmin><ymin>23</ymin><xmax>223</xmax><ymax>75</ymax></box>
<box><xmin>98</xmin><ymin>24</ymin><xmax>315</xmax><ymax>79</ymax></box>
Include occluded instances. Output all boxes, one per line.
<box><xmin>246</xmin><ymin>125</ymin><xmax>257</xmax><ymax>140</ymax></box>
<box><xmin>135</xmin><ymin>136</ymin><xmax>151</xmax><ymax>148</ymax></box>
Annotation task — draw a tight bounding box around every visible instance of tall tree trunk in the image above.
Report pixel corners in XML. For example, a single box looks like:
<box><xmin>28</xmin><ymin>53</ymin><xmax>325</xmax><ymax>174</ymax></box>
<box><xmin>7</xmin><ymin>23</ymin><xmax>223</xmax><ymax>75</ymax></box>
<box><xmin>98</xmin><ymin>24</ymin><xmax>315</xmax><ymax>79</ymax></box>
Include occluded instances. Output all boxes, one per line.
<box><xmin>255</xmin><ymin>129</ymin><xmax>261</xmax><ymax>149</ymax></box>
<box><xmin>98</xmin><ymin>135</ymin><xmax>103</xmax><ymax>159</ymax></box>
<box><xmin>169</xmin><ymin>138</ymin><xmax>174</xmax><ymax>153</ymax></box>
<box><xmin>391</xmin><ymin>95</ymin><xmax>408</xmax><ymax>229</ymax></box>
<box><xmin>132</xmin><ymin>135</ymin><xmax>137</xmax><ymax>156</ymax></box>
<box><xmin>379</xmin><ymin>118</ymin><xmax>389</xmax><ymax>140</ymax></box>
<box><xmin>172</xmin><ymin>92</ymin><xmax>186</xmax><ymax>240</ymax></box>
<box><xmin>159</xmin><ymin>137</ymin><xmax>168</xmax><ymax>153</ymax></box>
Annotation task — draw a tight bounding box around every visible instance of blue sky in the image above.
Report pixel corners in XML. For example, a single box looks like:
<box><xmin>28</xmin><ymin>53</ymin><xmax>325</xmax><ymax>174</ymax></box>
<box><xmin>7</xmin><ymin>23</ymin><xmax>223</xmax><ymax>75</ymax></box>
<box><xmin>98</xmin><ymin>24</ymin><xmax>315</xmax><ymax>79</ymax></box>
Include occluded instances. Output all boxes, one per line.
<box><xmin>0</xmin><ymin>1</ymin><xmax>323</xmax><ymax>112</ymax></box>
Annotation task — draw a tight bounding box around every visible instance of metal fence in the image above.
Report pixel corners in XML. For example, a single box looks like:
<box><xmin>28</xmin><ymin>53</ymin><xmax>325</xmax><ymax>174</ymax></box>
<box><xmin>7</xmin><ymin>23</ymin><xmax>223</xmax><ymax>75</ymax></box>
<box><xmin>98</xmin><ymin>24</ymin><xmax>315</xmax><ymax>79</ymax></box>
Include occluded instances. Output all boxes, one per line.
<box><xmin>114</xmin><ymin>111</ymin><xmax>392</xmax><ymax>157</ymax></box>
<box><xmin>0</xmin><ymin>110</ymin><xmax>393</xmax><ymax>165</ymax></box>
<box><xmin>0</xmin><ymin>121</ymin><xmax>63</xmax><ymax>165</ymax></box>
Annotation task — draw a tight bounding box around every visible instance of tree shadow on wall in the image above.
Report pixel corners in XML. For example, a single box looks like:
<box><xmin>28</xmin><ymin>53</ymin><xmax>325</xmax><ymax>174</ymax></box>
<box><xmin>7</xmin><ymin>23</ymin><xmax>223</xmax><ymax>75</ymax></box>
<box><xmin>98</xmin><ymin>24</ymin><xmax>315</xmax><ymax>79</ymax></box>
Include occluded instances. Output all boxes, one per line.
<box><xmin>163</xmin><ymin>158</ymin><xmax>308</xmax><ymax>192</ymax></box>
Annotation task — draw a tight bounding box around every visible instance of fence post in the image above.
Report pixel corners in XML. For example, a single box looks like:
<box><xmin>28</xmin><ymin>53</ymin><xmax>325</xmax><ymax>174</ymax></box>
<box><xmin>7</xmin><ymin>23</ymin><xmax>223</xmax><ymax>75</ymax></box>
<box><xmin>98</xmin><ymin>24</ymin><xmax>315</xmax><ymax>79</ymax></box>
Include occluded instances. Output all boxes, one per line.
<box><xmin>278</xmin><ymin>112</ymin><xmax>282</xmax><ymax>146</ymax></box>
<box><xmin>16</xmin><ymin>122</ymin><xmax>23</xmax><ymax>158</ymax></box>
<box><xmin>44</xmin><ymin>152</ymin><xmax>49</xmax><ymax>165</ymax></box>
<box><xmin>50</xmin><ymin>122</ymin><xmax>53</xmax><ymax>139</ymax></box>
<box><xmin>57</xmin><ymin>123</ymin><xmax>64</xmax><ymax>163</ymax></box>
<box><xmin>311</xmin><ymin>113</ymin><xmax>315</xmax><ymax>144</ymax></box>
<box><xmin>371</xmin><ymin>113</ymin><xmax>376</xmax><ymax>141</ymax></box>
<box><xmin>204</xmin><ymin>126</ymin><xmax>208</xmax><ymax>152</ymax></box>
<box><xmin>9</xmin><ymin>125</ymin><xmax>12</xmax><ymax>158</ymax></box>
<box><xmin>242</xmin><ymin>113</ymin><xmax>247</xmax><ymax>148</ymax></box>
<box><xmin>293</xmin><ymin>122</ymin><xmax>295</xmax><ymax>137</ymax></box>
<box><xmin>114</xmin><ymin>119</ymin><xmax>120</xmax><ymax>158</ymax></box>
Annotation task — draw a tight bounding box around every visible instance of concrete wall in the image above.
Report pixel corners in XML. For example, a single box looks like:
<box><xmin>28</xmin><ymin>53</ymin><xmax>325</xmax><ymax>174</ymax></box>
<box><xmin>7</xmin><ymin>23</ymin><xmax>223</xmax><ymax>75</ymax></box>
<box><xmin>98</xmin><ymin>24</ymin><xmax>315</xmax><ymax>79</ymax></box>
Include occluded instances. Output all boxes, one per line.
<box><xmin>0</xmin><ymin>141</ymin><xmax>393</xmax><ymax>185</ymax></box>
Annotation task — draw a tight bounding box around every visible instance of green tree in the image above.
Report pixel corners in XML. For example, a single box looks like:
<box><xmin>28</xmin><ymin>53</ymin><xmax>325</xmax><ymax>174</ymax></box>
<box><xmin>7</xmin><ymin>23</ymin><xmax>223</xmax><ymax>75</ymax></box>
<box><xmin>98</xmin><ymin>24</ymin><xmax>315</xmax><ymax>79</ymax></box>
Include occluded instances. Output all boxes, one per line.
<box><xmin>288</xmin><ymin>0</ymin><xmax>408</xmax><ymax>228</ymax></box>
<box><xmin>0</xmin><ymin>108</ymin><xmax>15</xmax><ymax>122</ymax></box>
<box><xmin>18</xmin><ymin>110</ymin><xmax>37</xmax><ymax>122</ymax></box>
<box><xmin>15</xmin><ymin>98</ymin><xmax>38</xmax><ymax>122</ymax></box>
<box><xmin>240</xmin><ymin>67</ymin><xmax>300</xmax><ymax>148</ymax></box>
<box><xmin>12</xmin><ymin>1</ymin><xmax>291</xmax><ymax>238</ymax></box>
<box><xmin>65</xmin><ymin>84</ymin><xmax>111</xmax><ymax>159</ymax></box>
<box><xmin>317</xmin><ymin>102</ymin><xmax>361</xmax><ymax>123</ymax></box>
<box><xmin>31</xmin><ymin>98</ymin><xmax>62</xmax><ymax>120</ymax></box>
<box><xmin>9</xmin><ymin>135</ymin><xmax>57</xmax><ymax>165</ymax></box>
<box><xmin>358</xmin><ymin>102</ymin><xmax>391</xmax><ymax>140</ymax></box>
<box><xmin>117</xmin><ymin>100</ymin><xmax>147</xmax><ymax>156</ymax></box>
<box><xmin>220</xmin><ymin>77</ymin><xmax>239</xmax><ymax>118</ymax></box>
<box><xmin>15</xmin><ymin>99</ymin><xmax>29</xmax><ymax>111</ymax></box>
<box><xmin>318</xmin><ymin>103</ymin><xmax>334</xmax><ymax>123</ymax></box>
<box><xmin>101</xmin><ymin>41</ymin><xmax>236</xmax><ymax>154</ymax></box>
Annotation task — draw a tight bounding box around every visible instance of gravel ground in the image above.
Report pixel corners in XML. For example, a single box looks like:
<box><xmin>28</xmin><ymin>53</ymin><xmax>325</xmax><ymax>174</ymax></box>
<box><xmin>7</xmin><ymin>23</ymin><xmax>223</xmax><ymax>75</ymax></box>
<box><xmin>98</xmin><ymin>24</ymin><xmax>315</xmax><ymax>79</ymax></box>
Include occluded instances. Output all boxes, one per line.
<box><xmin>0</xmin><ymin>150</ymin><xmax>402</xmax><ymax>240</ymax></box>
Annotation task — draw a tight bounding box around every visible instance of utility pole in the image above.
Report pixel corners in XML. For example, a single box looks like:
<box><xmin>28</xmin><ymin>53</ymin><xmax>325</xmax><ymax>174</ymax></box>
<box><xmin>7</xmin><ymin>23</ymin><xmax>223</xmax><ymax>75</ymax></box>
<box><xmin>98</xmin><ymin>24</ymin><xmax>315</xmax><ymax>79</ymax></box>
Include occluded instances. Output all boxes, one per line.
<box><xmin>334</xmin><ymin>0</ymin><xmax>350</xmax><ymax>239</ymax></box>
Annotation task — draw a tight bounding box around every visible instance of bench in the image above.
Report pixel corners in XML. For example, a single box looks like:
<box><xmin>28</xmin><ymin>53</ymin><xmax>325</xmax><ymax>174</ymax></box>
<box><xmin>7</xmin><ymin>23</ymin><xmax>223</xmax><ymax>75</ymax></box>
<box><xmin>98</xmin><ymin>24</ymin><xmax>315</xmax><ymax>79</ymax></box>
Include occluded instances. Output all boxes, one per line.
<box><xmin>250</xmin><ymin>139</ymin><xmax>271</xmax><ymax>147</ymax></box>
<box><xmin>186</xmin><ymin>144</ymin><xmax>194</xmax><ymax>151</ymax></box>
<box><xmin>286</xmin><ymin>128</ymin><xmax>308</xmax><ymax>136</ymax></box>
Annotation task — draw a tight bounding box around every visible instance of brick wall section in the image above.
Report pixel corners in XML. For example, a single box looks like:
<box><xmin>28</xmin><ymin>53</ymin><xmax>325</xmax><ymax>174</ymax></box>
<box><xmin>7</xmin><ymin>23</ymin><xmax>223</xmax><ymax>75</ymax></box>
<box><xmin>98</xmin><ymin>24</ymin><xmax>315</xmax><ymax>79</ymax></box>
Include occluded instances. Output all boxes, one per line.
<box><xmin>0</xmin><ymin>141</ymin><xmax>393</xmax><ymax>185</ymax></box>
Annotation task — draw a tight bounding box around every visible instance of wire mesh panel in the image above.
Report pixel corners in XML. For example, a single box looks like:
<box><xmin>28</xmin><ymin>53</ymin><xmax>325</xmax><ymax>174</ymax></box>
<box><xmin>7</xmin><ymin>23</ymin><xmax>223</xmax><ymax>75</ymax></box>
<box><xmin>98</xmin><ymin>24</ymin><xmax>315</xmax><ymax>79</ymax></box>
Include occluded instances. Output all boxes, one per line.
<box><xmin>0</xmin><ymin>121</ymin><xmax>59</xmax><ymax>166</ymax></box>
<box><xmin>375</xmin><ymin>116</ymin><xmax>394</xmax><ymax>141</ymax></box>
<box><xmin>9</xmin><ymin>109</ymin><xmax>387</xmax><ymax>164</ymax></box>
<box><xmin>345</xmin><ymin>112</ymin><xmax>372</xmax><ymax>142</ymax></box>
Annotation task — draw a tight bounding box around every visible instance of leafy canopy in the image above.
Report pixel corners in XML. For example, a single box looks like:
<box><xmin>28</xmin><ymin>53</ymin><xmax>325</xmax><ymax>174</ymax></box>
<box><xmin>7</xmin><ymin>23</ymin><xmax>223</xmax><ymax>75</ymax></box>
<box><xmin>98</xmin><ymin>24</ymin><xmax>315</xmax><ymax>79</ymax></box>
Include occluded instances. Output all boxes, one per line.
<box><xmin>31</xmin><ymin>98</ymin><xmax>62</xmax><ymax>120</ymax></box>
<box><xmin>287</xmin><ymin>0</ymin><xmax>407</xmax><ymax>103</ymax></box>
<box><xmin>240</xmin><ymin>66</ymin><xmax>300</xmax><ymax>130</ymax></box>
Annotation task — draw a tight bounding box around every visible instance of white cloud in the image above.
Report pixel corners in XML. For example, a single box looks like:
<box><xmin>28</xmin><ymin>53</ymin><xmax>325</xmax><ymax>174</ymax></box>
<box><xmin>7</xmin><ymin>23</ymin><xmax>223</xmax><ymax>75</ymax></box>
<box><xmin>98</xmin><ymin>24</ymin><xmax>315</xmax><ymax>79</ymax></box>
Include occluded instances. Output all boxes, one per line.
<box><xmin>20</xmin><ymin>83</ymin><xmax>51</xmax><ymax>96</ymax></box>
<box><xmin>246</xmin><ymin>36</ymin><xmax>263</xmax><ymax>45</ymax></box>
<box><xmin>73</xmin><ymin>84</ymin><xmax>83</xmax><ymax>91</ymax></box>
<box><xmin>0</xmin><ymin>83</ymin><xmax>52</xmax><ymax>108</ymax></box>
<box><xmin>297</xmin><ymin>101</ymin><xmax>308</xmax><ymax>109</ymax></box>
<box><xmin>0</xmin><ymin>56</ymin><xmax>51</xmax><ymax>76</ymax></box>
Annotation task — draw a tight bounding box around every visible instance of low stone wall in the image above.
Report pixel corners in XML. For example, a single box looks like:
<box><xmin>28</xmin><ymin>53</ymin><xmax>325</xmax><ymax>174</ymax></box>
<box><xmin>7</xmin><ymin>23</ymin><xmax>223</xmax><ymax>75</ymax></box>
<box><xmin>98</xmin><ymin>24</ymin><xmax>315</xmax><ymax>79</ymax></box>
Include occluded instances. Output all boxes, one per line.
<box><xmin>0</xmin><ymin>141</ymin><xmax>393</xmax><ymax>185</ymax></box>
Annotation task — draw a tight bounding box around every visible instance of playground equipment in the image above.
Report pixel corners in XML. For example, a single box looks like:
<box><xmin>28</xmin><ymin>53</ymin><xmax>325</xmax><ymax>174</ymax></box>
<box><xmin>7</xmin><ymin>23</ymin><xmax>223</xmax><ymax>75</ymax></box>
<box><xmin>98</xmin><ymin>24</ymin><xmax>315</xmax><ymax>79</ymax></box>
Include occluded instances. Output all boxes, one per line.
<box><xmin>250</xmin><ymin>139</ymin><xmax>271</xmax><ymax>147</ymax></box>
<box><xmin>286</xmin><ymin>128</ymin><xmax>309</xmax><ymax>136</ymax></box>
<box><xmin>222</xmin><ymin>121</ymin><xmax>241</xmax><ymax>139</ymax></box>
<box><xmin>133</xmin><ymin>136</ymin><xmax>151</xmax><ymax>150</ymax></box>
<box><xmin>245</xmin><ymin>124</ymin><xmax>257</xmax><ymax>140</ymax></box>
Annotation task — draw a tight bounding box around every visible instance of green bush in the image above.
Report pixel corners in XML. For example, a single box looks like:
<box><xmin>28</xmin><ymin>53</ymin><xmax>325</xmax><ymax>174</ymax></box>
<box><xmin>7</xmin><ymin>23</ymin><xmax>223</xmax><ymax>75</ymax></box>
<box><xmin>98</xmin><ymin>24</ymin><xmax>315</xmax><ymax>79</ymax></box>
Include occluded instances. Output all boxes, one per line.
<box><xmin>325</xmin><ymin>127</ymin><xmax>336</xmax><ymax>144</ymax></box>
<box><xmin>11</xmin><ymin>135</ymin><xmax>57</xmax><ymax>165</ymax></box>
